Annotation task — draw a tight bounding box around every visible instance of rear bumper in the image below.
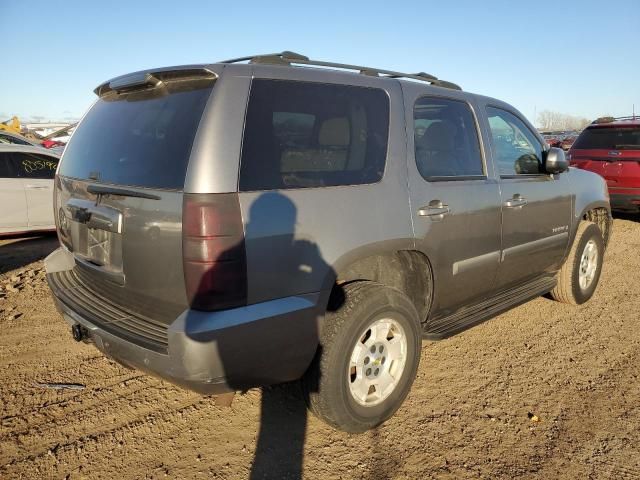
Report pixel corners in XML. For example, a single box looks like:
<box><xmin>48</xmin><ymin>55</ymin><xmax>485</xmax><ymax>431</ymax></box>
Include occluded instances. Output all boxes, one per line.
<box><xmin>46</xmin><ymin>250</ymin><xmax>322</xmax><ymax>395</ymax></box>
<box><xmin>610</xmin><ymin>192</ymin><xmax>640</xmax><ymax>212</ymax></box>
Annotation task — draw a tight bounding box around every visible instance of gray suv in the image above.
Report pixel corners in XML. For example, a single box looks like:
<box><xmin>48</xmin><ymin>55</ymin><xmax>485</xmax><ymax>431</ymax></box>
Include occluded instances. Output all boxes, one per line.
<box><xmin>46</xmin><ymin>52</ymin><xmax>611</xmax><ymax>433</ymax></box>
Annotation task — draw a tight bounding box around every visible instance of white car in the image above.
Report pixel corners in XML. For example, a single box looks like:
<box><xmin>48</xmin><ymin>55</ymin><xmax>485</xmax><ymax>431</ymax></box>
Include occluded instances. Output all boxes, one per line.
<box><xmin>0</xmin><ymin>144</ymin><xmax>60</xmax><ymax>236</ymax></box>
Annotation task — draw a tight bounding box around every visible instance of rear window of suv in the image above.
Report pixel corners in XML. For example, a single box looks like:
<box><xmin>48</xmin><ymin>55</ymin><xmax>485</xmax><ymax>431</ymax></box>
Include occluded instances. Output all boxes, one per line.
<box><xmin>59</xmin><ymin>78</ymin><xmax>213</xmax><ymax>190</ymax></box>
<box><xmin>573</xmin><ymin>126</ymin><xmax>640</xmax><ymax>150</ymax></box>
<box><xmin>239</xmin><ymin>79</ymin><xmax>389</xmax><ymax>191</ymax></box>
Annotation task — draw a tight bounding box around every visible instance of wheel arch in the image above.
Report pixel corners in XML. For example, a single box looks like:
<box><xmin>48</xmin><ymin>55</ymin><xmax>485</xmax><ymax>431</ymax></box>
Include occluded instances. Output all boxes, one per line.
<box><xmin>322</xmin><ymin>240</ymin><xmax>434</xmax><ymax>324</ymax></box>
<box><xmin>574</xmin><ymin>200</ymin><xmax>612</xmax><ymax>247</ymax></box>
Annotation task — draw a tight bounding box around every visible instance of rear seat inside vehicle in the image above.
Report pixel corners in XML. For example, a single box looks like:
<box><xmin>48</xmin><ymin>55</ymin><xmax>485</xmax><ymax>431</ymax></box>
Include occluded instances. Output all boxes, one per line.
<box><xmin>281</xmin><ymin>117</ymin><xmax>351</xmax><ymax>172</ymax></box>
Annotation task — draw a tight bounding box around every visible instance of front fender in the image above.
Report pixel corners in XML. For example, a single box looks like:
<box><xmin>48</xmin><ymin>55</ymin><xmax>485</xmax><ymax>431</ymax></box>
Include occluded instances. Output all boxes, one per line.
<box><xmin>566</xmin><ymin>167</ymin><xmax>612</xmax><ymax>251</ymax></box>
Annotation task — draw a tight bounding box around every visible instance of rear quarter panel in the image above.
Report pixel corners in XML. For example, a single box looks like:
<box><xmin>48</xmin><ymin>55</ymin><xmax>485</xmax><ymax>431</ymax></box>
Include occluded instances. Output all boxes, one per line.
<box><xmin>233</xmin><ymin>68</ymin><xmax>414</xmax><ymax>305</ymax></box>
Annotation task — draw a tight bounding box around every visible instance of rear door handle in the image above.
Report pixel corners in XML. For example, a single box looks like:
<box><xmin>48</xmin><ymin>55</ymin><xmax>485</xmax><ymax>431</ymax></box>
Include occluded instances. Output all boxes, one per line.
<box><xmin>25</xmin><ymin>185</ymin><xmax>49</xmax><ymax>189</ymax></box>
<box><xmin>504</xmin><ymin>195</ymin><xmax>527</xmax><ymax>208</ymax></box>
<box><xmin>418</xmin><ymin>200</ymin><xmax>450</xmax><ymax>217</ymax></box>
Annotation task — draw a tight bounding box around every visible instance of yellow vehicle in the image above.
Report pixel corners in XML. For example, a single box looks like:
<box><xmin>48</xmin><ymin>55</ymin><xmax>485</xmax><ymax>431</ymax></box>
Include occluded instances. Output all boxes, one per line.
<box><xmin>0</xmin><ymin>116</ymin><xmax>21</xmax><ymax>135</ymax></box>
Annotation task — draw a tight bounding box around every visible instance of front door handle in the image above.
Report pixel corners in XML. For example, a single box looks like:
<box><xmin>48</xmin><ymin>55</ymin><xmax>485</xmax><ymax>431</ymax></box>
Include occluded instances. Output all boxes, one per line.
<box><xmin>418</xmin><ymin>200</ymin><xmax>450</xmax><ymax>218</ymax></box>
<box><xmin>25</xmin><ymin>185</ymin><xmax>49</xmax><ymax>189</ymax></box>
<box><xmin>504</xmin><ymin>194</ymin><xmax>527</xmax><ymax>209</ymax></box>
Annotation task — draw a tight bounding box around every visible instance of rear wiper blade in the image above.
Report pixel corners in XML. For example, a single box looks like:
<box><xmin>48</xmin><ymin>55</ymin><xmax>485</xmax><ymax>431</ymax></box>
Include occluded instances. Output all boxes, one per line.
<box><xmin>87</xmin><ymin>184</ymin><xmax>161</xmax><ymax>200</ymax></box>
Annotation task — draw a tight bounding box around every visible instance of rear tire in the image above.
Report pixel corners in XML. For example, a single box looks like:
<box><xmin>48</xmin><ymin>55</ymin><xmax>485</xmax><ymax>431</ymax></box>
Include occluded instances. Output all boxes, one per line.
<box><xmin>550</xmin><ymin>221</ymin><xmax>604</xmax><ymax>305</ymax></box>
<box><xmin>302</xmin><ymin>282</ymin><xmax>422</xmax><ymax>433</ymax></box>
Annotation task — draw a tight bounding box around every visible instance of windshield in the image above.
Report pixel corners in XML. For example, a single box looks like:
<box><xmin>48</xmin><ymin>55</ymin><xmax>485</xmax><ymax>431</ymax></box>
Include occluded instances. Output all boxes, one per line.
<box><xmin>59</xmin><ymin>81</ymin><xmax>213</xmax><ymax>190</ymax></box>
<box><xmin>572</xmin><ymin>126</ymin><xmax>640</xmax><ymax>150</ymax></box>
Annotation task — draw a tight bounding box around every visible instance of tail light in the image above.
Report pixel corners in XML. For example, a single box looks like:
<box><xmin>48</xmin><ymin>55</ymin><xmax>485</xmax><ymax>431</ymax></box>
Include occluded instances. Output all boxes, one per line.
<box><xmin>182</xmin><ymin>193</ymin><xmax>247</xmax><ymax>311</ymax></box>
<box><xmin>54</xmin><ymin>175</ymin><xmax>72</xmax><ymax>249</ymax></box>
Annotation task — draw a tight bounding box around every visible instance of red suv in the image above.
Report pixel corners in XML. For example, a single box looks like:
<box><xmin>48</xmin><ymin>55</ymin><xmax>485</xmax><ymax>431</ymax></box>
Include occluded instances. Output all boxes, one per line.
<box><xmin>569</xmin><ymin>116</ymin><xmax>640</xmax><ymax>213</ymax></box>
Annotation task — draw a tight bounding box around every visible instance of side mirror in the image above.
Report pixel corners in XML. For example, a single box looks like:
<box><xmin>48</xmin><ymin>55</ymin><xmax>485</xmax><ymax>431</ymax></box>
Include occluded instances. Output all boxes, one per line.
<box><xmin>514</xmin><ymin>153</ymin><xmax>542</xmax><ymax>174</ymax></box>
<box><xmin>545</xmin><ymin>147</ymin><xmax>569</xmax><ymax>174</ymax></box>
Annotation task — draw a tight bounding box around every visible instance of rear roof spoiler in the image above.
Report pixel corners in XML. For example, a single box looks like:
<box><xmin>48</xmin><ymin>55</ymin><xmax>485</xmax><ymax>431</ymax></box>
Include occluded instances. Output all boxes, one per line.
<box><xmin>94</xmin><ymin>68</ymin><xmax>216</xmax><ymax>97</ymax></box>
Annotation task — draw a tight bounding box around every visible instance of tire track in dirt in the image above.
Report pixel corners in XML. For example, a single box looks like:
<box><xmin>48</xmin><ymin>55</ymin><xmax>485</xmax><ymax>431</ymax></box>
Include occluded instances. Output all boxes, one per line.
<box><xmin>0</xmin><ymin>381</ymin><xmax>203</xmax><ymax>466</ymax></box>
<box><xmin>0</xmin><ymin>373</ymin><xmax>152</xmax><ymax>433</ymax></box>
<box><xmin>0</xmin><ymin>352</ymin><xmax>136</xmax><ymax>416</ymax></box>
<box><xmin>0</xmin><ymin>393</ymin><xmax>215</xmax><ymax>477</ymax></box>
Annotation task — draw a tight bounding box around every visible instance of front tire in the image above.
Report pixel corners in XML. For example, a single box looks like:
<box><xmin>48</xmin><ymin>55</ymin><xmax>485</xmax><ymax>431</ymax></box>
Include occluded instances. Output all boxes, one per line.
<box><xmin>550</xmin><ymin>221</ymin><xmax>605</xmax><ymax>305</ymax></box>
<box><xmin>302</xmin><ymin>282</ymin><xmax>422</xmax><ymax>433</ymax></box>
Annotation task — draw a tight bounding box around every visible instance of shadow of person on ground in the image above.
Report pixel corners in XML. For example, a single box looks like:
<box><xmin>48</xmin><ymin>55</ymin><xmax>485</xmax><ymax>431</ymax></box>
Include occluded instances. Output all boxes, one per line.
<box><xmin>0</xmin><ymin>233</ymin><xmax>58</xmax><ymax>275</ymax></box>
<box><xmin>185</xmin><ymin>192</ymin><xmax>343</xmax><ymax>479</ymax></box>
<box><xmin>364</xmin><ymin>427</ymin><xmax>401</xmax><ymax>480</ymax></box>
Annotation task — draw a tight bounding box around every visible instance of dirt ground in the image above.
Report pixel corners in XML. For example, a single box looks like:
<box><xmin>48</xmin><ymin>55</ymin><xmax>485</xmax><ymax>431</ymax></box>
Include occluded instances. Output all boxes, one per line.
<box><xmin>1</xmin><ymin>216</ymin><xmax>639</xmax><ymax>480</ymax></box>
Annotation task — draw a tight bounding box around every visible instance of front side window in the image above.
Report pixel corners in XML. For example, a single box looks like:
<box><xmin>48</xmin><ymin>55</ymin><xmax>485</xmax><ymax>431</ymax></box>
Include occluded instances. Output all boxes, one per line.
<box><xmin>239</xmin><ymin>80</ymin><xmax>389</xmax><ymax>190</ymax></box>
<box><xmin>413</xmin><ymin>97</ymin><xmax>484</xmax><ymax>179</ymax></box>
<box><xmin>12</xmin><ymin>152</ymin><xmax>59</xmax><ymax>179</ymax></box>
<box><xmin>486</xmin><ymin>107</ymin><xmax>543</xmax><ymax>176</ymax></box>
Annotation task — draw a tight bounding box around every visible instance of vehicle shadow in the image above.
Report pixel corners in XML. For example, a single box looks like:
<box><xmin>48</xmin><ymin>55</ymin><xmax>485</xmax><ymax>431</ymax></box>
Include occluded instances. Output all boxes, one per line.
<box><xmin>0</xmin><ymin>233</ymin><xmax>59</xmax><ymax>275</ymax></box>
<box><xmin>185</xmin><ymin>192</ymin><xmax>343</xmax><ymax>479</ymax></box>
<box><xmin>612</xmin><ymin>211</ymin><xmax>640</xmax><ymax>223</ymax></box>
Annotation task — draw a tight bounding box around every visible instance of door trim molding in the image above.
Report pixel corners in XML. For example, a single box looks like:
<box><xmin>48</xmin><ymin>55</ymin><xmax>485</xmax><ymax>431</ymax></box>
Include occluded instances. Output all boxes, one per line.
<box><xmin>453</xmin><ymin>250</ymin><xmax>501</xmax><ymax>276</ymax></box>
<box><xmin>501</xmin><ymin>232</ymin><xmax>569</xmax><ymax>262</ymax></box>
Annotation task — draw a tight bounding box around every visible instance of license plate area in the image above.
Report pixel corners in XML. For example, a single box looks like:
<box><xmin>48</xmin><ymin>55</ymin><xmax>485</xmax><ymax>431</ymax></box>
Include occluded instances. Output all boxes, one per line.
<box><xmin>65</xmin><ymin>199</ymin><xmax>125</xmax><ymax>283</ymax></box>
<box><xmin>73</xmin><ymin>227</ymin><xmax>124</xmax><ymax>283</ymax></box>
<box><xmin>73</xmin><ymin>228</ymin><xmax>125</xmax><ymax>284</ymax></box>
<box><xmin>87</xmin><ymin>227</ymin><xmax>110</xmax><ymax>266</ymax></box>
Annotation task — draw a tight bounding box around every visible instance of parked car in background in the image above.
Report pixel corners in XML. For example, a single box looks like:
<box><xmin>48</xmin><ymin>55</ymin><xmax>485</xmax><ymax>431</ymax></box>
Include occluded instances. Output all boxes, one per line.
<box><xmin>0</xmin><ymin>130</ymin><xmax>39</xmax><ymax>147</ymax></box>
<box><xmin>560</xmin><ymin>134</ymin><xmax>577</xmax><ymax>151</ymax></box>
<box><xmin>544</xmin><ymin>135</ymin><xmax>561</xmax><ymax>148</ymax></box>
<box><xmin>0</xmin><ymin>144</ymin><xmax>60</xmax><ymax>236</ymax></box>
<box><xmin>0</xmin><ymin>130</ymin><xmax>66</xmax><ymax>155</ymax></box>
<box><xmin>41</xmin><ymin>139</ymin><xmax>66</xmax><ymax>149</ymax></box>
<box><xmin>569</xmin><ymin>116</ymin><xmax>640</xmax><ymax>212</ymax></box>
<box><xmin>46</xmin><ymin>52</ymin><xmax>611</xmax><ymax>433</ymax></box>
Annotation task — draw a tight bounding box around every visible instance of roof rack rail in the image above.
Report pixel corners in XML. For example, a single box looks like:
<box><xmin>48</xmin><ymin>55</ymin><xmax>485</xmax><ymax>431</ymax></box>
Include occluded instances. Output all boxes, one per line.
<box><xmin>219</xmin><ymin>51</ymin><xmax>462</xmax><ymax>91</ymax></box>
<box><xmin>592</xmin><ymin>115</ymin><xmax>639</xmax><ymax>124</ymax></box>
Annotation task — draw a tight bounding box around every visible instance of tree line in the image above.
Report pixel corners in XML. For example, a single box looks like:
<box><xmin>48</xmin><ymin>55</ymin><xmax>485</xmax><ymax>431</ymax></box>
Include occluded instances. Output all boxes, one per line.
<box><xmin>537</xmin><ymin>110</ymin><xmax>592</xmax><ymax>131</ymax></box>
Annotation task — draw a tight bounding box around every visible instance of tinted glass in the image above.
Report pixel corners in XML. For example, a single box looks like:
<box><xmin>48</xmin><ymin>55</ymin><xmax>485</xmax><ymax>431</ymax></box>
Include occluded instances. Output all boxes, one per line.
<box><xmin>0</xmin><ymin>152</ymin><xmax>17</xmax><ymax>178</ymax></box>
<box><xmin>414</xmin><ymin>97</ymin><xmax>483</xmax><ymax>178</ymax></box>
<box><xmin>240</xmin><ymin>79</ymin><xmax>389</xmax><ymax>190</ymax></box>
<box><xmin>59</xmin><ymin>82</ymin><xmax>213</xmax><ymax>189</ymax></box>
<box><xmin>572</xmin><ymin>127</ymin><xmax>640</xmax><ymax>150</ymax></box>
<box><xmin>486</xmin><ymin>107</ymin><xmax>543</xmax><ymax>175</ymax></box>
<box><xmin>11</xmin><ymin>152</ymin><xmax>59</xmax><ymax>179</ymax></box>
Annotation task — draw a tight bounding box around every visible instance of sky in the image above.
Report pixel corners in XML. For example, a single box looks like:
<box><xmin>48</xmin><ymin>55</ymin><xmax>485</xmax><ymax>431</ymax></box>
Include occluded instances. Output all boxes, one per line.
<box><xmin>1</xmin><ymin>0</ymin><xmax>639</xmax><ymax>126</ymax></box>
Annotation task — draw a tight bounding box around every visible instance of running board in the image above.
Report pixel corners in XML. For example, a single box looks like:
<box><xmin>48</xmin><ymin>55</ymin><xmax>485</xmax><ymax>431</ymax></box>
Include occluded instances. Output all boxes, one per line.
<box><xmin>424</xmin><ymin>276</ymin><xmax>557</xmax><ymax>340</ymax></box>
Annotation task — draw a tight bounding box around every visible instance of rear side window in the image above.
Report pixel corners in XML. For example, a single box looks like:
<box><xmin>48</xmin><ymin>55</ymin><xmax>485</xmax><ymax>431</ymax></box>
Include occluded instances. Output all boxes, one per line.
<box><xmin>573</xmin><ymin>127</ymin><xmax>640</xmax><ymax>150</ymax></box>
<box><xmin>486</xmin><ymin>107</ymin><xmax>544</xmax><ymax>176</ymax></box>
<box><xmin>59</xmin><ymin>81</ymin><xmax>213</xmax><ymax>190</ymax></box>
<box><xmin>240</xmin><ymin>80</ymin><xmax>389</xmax><ymax>191</ymax></box>
<box><xmin>414</xmin><ymin>97</ymin><xmax>484</xmax><ymax>179</ymax></box>
<box><xmin>12</xmin><ymin>152</ymin><xmax>58</xmax><ymax>179</ymax></box>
